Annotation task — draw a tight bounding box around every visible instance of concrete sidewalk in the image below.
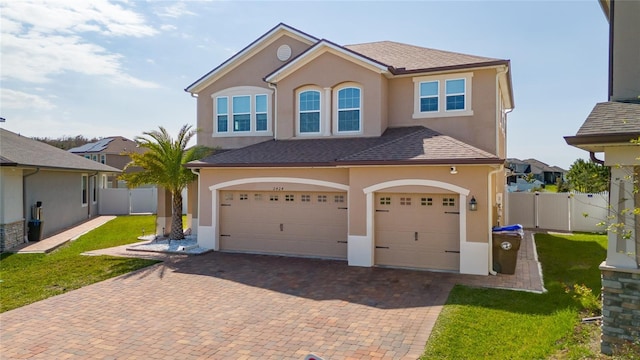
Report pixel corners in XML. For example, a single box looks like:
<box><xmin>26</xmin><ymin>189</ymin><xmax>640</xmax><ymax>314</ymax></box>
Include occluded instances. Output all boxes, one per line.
<box><xmin>10</xmin><ymin>216</ymin><xmax>116</xmax><ymax>253</ymax></box>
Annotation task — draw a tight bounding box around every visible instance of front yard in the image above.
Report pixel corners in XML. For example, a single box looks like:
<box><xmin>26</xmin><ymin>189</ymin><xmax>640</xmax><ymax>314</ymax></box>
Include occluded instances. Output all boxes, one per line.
<box><xmin>423</xmin><ymin>232</ymin><xmax>639</xmax><ymax>359</ymax></box>
<box><xmin>0</xmin><ymin>215</ymin><xmax>159</xmax><ymax>313</ymax></box>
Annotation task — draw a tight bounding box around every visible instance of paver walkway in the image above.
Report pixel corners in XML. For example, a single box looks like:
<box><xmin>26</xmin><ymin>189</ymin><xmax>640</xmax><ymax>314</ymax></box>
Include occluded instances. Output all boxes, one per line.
<box><xmin>0</xmin><ymin>229</ymin><xmax>545</xmax><ymax>359</ymax></box>
<box><xmin>10</xmin><ymin>216</ymin><xmax>116</xmax><ymax>253</ymax></box>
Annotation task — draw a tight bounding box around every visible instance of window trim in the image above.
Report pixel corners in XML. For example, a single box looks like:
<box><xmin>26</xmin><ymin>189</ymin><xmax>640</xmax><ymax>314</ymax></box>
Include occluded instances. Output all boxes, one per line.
<box><xmin>413</xmin><ymin>72</ymin><xmax>473</xmax><ymax>119</ymax></box>
<box><xmin>445</xmin><ymin>78</ymin><xmax>466</xmax><ymax>111</ymax></box>
<box><xmin>90</xmin><ymin>175</ymin><xmax>97</xmax><ymax>204</ymax></box>
<box><xmin>419</xmin><ymin>80</ymin><xmax>439</xmax><ymax>113</ymax></box>
<box><xmin>81</xmin><ymin>174</ymin><xmax>88</xmax><ymax>207</ymax></box>
<box><xmin>211</xmin><ymin>86</ymin><xmax>273</xmax><ymax>137</ymax></box>
<box><xmin>216</xmin><ymin>96</ymin><xmax>229</xmax><ymax>133</ymax></box>
<box><xmin>334</xmin><ymin>85</ymin><xmax>363</xmax><ymax>134</ymax></box>
<box><xmin>296</xmin><ymin>88</ymin><xmax>323</xmax><ymax>136</ymax></box>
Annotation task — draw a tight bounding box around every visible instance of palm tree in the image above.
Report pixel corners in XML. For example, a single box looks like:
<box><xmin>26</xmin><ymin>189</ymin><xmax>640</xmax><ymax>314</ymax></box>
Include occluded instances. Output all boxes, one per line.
<box><xmin>121</xmin><ymin>124</ymin><xmax>211</xmax><ymax>240</ymax></box>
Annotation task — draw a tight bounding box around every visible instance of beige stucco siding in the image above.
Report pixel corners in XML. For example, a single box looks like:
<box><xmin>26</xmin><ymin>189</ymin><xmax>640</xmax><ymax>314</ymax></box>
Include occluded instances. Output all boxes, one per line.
<box><xmin>611</xmin><ymin>0</ymin><xmax>640</xmax><ymax>102</ymax></box>
<box><xmin>348</xmin><ymin>166</ymin><xmax>492</xmax><ymax>243</ymax></box>
<box><xmin>195</xmin><ymin>35</ymin><xmax>312</xmax><ymax>149</ymax></box>
<box><xmin>275</xmin><ymin>52</ymin><xmax>387</xmax><ymax>139</ymax></box>
<box><xmin>197</xmin><ymin>167</ymin><xmax>349</xmax><ymax>226</ymax></box>
<box><xmin>387</xmin><ymin>69</ymin><xmax>499</xmax><ymax>155</ymax></box>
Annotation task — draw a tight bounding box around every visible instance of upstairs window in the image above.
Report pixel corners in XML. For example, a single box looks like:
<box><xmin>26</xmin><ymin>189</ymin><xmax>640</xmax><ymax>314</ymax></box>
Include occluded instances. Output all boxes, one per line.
<box><xmin>212</xmin><ymin>86</ymin><xmax>273</xmax><ymax>136</ymax></box>
<box><xmin>216</xmin><ymin>97</ymin><xmax>228</xmax><ymax>132</ymax></box>
<box><xmin>337</xmin><ymin>87</ymin><xmax>361</xmax><ymax>132</ymax></box>
<box><xmin>299</xmin><ymin>90</ymin><xmax>321</xmax><ymax>134</ymax></box>
<box><xmin>445</xmin><ymin>79</ymin><xmax>466</xmax><ymax>111</ymax></box>
<box><xmin>413</xmin><ymin>73</ymin><xmax>473</xmax><ymax>118</ymax></box>
<box><xmin>232</xmin><ymin>96</ymin><xmax>251</xmax><ymax>132</ymax></box>
<box><xmin>419</xmin><ymin>81</ymin><xmax>439</xmax><ymax>112</ymax></box>
<box><xmin>255</xmin><ymin>95</ymin><xmax>268</xmax><ymax>131</ymax></box>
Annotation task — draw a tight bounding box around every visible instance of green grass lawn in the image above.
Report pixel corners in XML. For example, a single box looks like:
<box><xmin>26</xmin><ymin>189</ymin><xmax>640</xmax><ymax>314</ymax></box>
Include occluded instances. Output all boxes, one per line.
<box><xmin>422</xmin><ymin>232</ymin><xmax>613</xmax><ymax>359</ymax></box>
<box><xmin>0</xmin><ymin>215</ymin><xmax>160</xmax><ymax>313</ymax></box>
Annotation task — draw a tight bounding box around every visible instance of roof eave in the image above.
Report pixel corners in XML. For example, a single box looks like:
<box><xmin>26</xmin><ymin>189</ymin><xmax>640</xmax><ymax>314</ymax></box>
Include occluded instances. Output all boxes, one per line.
<box><xmin>185</xmin><ymin>23</ymin><xmax>319</xmax><ymax>93</ymax></box>
<box><xmin>184</xmin><ymin>158</ymin><xmax>504</xmax><ymax>168</ymax></box>
<box><xmin>265</xmin><ymin>39</ymin><xmax>391</xmax><ymax>83</ymax></box>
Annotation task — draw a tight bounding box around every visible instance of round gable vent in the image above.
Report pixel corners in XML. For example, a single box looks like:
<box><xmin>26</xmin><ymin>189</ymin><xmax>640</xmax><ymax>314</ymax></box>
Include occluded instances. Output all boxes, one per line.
<box><xmin>277</xmin><ymin>44</ymin><xmax>292</xmax><ymax>61</ymax></box>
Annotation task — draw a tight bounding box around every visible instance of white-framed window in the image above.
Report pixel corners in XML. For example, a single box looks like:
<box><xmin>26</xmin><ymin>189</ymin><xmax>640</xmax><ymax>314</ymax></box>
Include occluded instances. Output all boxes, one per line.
<box><xmin>336</xmin><ymin>86</ymin><xmax>361</xmax><ymax>133</ymax></box>
<box><xmin>101</xmin><ymin>174</ymin><xmax>108</xmax><ymax>189</ymax></box>
<box><xmin>212</xmin><ymin>86</ymin><xmax>273</xmax><ymax>136</ymax></box>
<box><xmin>232</xmin><ymin>95</ymin><xmax>251</xmax><ymax>132</ymax></box>
<box><xmin>100</xmin><ymin>154</ymin><xmax>106</xmax><ymax>164</ymax></box>
<box><xmin>84</xmin><ymin>155</ymin><xmax>91</xmax><ymax>159</ymax></box>
<box><xmin>90</xmin><ymin>175</ymin><xmax>97</xmax><ymax>204</ymax></box>
<box><xmin>413</xmin><ymin>72</ymin><xmax>473</xmax><ymax>118</ymax></box>
<box><xmin>445</xmin><ymin>79</ymin><xmax>465</xmax><ymax>111</ymax></box>
<box><xmin>216</xmin><ymin>96</ymin><xmax>228</xmax><ymax>133</ymax></box>
<box><xmin>298</xmin><ymin>89</ymin><xmax>321</xmax><ymax>134</ymax></box>
<box><xmin>81</xmin><ymin>174</ymin><xmax>88</xmax><ymax>206</ymax></box>
<box><xmin>92</xmin><ymin>154</ymin><xmax>98</xmax><ymax>161</ymax></box>
<box><xmin>419</xmin><ymin>81</ymin><xmax>439</xmax><ymax>112</ymax></box>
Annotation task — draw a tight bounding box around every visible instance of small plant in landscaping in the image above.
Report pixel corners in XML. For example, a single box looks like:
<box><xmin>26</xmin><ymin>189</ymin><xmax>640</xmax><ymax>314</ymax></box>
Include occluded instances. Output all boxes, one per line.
<box><xmin>564</xmin><ymin>283</ymin><xmax>601</xmax><ymax>316</ymax></box>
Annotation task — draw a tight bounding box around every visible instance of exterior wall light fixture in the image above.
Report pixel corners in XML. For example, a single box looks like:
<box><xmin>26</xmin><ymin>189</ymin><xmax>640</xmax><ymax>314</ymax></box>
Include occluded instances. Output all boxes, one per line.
<box><xmin>469</xmin><ymin>196</ymin><xmax>478</xmax><ymax>211</ymax></box>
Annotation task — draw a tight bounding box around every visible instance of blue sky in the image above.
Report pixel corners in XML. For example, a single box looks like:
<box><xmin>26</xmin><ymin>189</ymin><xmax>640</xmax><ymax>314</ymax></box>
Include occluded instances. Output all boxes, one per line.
<box><xmin>0</xmin><ymin>0</ymin><xmax>608</xmax><ymax>169</ymax></box>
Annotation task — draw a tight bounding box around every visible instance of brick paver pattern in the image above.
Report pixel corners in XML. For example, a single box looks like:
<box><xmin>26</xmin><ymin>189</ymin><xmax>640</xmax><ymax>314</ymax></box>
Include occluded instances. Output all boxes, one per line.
<box><xmin>0</xmin><ymin>232</ymin><xmax>543</xmax><ymax>359</ymax></box>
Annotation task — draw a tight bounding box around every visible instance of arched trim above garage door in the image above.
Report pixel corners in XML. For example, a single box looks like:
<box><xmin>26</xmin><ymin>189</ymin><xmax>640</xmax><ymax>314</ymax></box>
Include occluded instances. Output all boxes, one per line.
<box><xmin>210</xmin><ymin>177</ymin><xmax>349</xmax><ymax>191</ymax></box>
<box><xmin>363</xmin><ymin>179</ymin><xmax>470</xmax><ymax>196</ymax></box>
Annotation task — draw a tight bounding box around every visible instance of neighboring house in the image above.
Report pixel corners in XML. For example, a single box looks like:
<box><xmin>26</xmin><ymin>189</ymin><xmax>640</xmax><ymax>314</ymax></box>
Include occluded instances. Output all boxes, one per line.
<box><xmin>506</xmin><ymin>158</ymin><xmax>566</xmax><ymax>188</ymax></box>
<box><xmin>0</xmin><ymin>128</ymin><xmax>120</xmax><ymax>252</ymax></box>
<box><xmin>564</xmin><ymin>0</ymin><xmax>640</xmax><ymax>354</ymax></box>
<box><xmin>183</xmin><ymin>23</ymin><xmax>514</xmax><ymax>276</ymax></box>
<box><xmin>68</xmin><ymin>136</ymin><xmax>144</xmax><ymax>188</ymax></box>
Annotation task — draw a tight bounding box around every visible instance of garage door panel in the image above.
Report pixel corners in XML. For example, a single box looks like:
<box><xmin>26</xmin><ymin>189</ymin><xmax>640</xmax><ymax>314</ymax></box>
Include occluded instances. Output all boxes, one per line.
<box><xmin>219</xmin><ymin>191</ymin><xmax>347</xmax><ymax>259</ymax></box>
<box><xmin>375</xmin><ymin>193</ymin><xmax>460</xmax><ymax>271</ymax></box>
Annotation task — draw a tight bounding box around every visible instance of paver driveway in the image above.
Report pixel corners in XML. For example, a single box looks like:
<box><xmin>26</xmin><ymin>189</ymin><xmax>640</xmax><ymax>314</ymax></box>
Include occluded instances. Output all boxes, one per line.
<box><xmin>1</xmin><ymin>252</ymin><xmax>455</xmax><ymax>360</ymax></box>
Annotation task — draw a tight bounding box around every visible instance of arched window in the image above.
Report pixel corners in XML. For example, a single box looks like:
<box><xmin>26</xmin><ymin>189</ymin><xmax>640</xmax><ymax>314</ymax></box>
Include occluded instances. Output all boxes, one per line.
<box><xmin>298</xmin><ymin>89</ymin><xmax>321</xmax><ymax>134</ymax></box>
<box><xmin>337</xmin><ymin>87</ymin><xmax>361</xmax><ymax>132</ymax></box>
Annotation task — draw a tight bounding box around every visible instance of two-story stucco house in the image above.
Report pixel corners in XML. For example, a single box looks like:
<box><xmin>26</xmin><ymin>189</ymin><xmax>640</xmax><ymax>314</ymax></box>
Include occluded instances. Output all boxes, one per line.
<box><xmin>184</xmin><ymin>23</ymin><xmax>514</xmax><ymax>275</ymax></box>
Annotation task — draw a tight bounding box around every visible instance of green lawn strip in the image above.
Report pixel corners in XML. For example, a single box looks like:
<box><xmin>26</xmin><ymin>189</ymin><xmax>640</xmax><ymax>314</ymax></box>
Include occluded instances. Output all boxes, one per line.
<box><xmin>0</xmin><ymin>215</ymin><xmax>160</xmax><ymax>313</ymax></box>
<box><xmin>422</xmin><ymin>232</ymin><xmax>607</xmax><ymax>359</ymax></box>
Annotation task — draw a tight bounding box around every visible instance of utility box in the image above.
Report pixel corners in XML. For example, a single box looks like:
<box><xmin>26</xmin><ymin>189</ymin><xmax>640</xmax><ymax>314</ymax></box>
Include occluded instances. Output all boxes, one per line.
<box><xmin>492</xmin><ymin>224</ymin><xmax>524</xmax><ymax>275</ymax></box>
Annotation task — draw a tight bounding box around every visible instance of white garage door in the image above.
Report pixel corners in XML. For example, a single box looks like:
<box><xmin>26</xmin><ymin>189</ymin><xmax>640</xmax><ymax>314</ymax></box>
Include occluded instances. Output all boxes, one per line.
<box><xmin>375</xmin><ymin>193</ymin><xmax>460</xmax><ymax>271</ymax></box>
<box><xmin>219</xmin><ymin>191</ymin><xmax>348</xmax><ymax>259</ymax></box>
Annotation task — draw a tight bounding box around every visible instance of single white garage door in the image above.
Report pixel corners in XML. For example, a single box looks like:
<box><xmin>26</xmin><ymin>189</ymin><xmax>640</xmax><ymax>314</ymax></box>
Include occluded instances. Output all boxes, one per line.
<box><xmin>375</xmin><ymin>193</ymin><xmax>460</xmax><ymax>271</ymax></box>
<box><xmin>219</xmin><ymin>191</ymin><xmax>348</xmax><ymax>259</ymax></box>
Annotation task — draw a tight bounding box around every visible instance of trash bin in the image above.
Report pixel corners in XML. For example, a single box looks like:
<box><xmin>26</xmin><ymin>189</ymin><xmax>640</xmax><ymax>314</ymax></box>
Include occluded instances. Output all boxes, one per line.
<box><xmin>492</xmin><ymin>224</ymin><xmax>524</xmax><ymax>274</ymax></box>
<box><xmin>28</xmin><ymin>219</ymin><xmax>43</xmax><ymax>242</ymax></box>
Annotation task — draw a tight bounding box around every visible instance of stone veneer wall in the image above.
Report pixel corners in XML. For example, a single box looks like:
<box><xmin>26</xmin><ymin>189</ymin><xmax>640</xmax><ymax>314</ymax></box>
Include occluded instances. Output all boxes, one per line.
<box><xmin>0</xmin><ymin>220</ymin><xmax>24</xmax><ymax>253</ymax></box>
<box><xmin>600</xmin><ymin>263</ymin><xmax>640</xmax><ymax>354</ymax></box>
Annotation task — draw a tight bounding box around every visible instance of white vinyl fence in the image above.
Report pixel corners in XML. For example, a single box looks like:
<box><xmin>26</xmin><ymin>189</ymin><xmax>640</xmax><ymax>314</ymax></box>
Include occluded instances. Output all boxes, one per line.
<box><xmin>99</xmin><ymin>188</ymin><xmax>187</xmax><ymax>215</ymax></box>
<box><xmin>506</xmin><ymin>192</ymin><xmax>609</xmax><ymax>232</ymax></box>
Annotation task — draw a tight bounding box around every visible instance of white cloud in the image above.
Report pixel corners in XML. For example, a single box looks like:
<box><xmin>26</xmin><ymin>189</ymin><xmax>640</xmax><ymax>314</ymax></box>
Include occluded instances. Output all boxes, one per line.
<box><xmin>1</xmin><ymin>89</ymin><xmax>56</xmax><ymax>110</ymax></box>
<box><xmin>161</xmin><ymin>24</ymin><xmax>177</xmax><ymax>31</ymax></box>
<box><xmin>0</xmin><ymin>0</ymin><xmax>160</xmax><ymax>88</ymax></box>
<box><xmin>157</xmin><ymin>2</ymin><xmax>195</xmax><ymax>18</ymax></box>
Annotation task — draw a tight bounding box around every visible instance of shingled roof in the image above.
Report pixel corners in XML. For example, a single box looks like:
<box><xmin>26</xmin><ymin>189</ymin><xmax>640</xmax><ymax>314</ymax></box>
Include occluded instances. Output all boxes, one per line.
<box><xmin>0</xmin><ymin>128</ymin><xmax>121</xmax><ymax>172</ymax></box>
<box><xmin>565</xmin><ymin>101</ymin><xmax>640</xmax><ymax>150</ymax></box>
<box><xmin>344</xmin><ymin>41</ymin><xmax>507</xmax><ymax>74</ymax></box>
<box><xmin>187</xmin><ymin>126</ymin><xmax>501</xmax><ymax>168</ymax></box>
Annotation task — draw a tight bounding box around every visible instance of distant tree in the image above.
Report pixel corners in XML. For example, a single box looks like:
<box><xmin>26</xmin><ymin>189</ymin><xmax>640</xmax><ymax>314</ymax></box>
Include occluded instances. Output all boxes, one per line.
<box><xmin>566</xmin><ymin>158</ymin><xmax>610</xmax><ymax>193</ymax></box>
<box><xmin>120</xmin><ymin>125</ymin><xmax>211</xmax><ymax>240</ymax></box>
<box><xmin>556</xmin><ymin>178</ymin><xmax>571</xmax><ymax>193</ymax></box>
<box><xmin>33</xmin><ymin>135</ymin><xmax>100</xmax><ymax>150</ymax></box>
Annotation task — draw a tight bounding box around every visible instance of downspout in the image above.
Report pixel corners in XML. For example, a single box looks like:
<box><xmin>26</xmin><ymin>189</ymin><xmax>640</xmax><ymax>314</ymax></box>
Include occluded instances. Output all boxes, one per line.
<box><xmin>22</xmin><ymin>168</ymin><xmax>40</xmax><ymax>242</ymax></box>
<box><xmin>267</xmin><ymin>82</ymin><xmax>277</xmax><ymax>140</ymax></box>
<box><xmin>590</xmin><ymin>152</ymin><xmax>605</xmax><ymax>165</ymax></box>
<box><xmin>488</xmin><ymin>164</ymin><xmax>504</xmax><ymax>275</ymax></box>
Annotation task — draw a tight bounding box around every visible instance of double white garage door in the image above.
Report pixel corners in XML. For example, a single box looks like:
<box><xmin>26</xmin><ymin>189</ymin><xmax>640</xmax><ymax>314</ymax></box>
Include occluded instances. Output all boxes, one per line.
<box><xmin>219</xmin><ymin>190</ymin><xmax>460</xmax><ymax>271</ymax></box>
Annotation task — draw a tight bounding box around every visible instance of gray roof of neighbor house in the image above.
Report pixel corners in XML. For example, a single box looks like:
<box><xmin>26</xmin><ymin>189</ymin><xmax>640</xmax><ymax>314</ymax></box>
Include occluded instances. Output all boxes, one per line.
<box><xmin>68</xmin><ymin>138</ymin><xmax>115</xmax><ymax>153</ymax></box>
<box><xmin>187</xmin><ymin>126</ymin><xmax>502</xmax><ymax>168</ymax></box>
<box><xmin>565</xmin><ymin>102</ymin><xmax>640</xmax><ymax>149</ymax></box>
<box><xmin>522</xmin><ymin>158</ymin><xmax>566</xmax><ymax>174</ymax></box>
<box><xmin>0</xmin><ymin>128</ymin><xmax>121</xmax><ymax>172</ymax></box>
<box><xmin>68</xmin><ymin>136</ymin><xmax>140</xmax><ymax>154</ymax></box>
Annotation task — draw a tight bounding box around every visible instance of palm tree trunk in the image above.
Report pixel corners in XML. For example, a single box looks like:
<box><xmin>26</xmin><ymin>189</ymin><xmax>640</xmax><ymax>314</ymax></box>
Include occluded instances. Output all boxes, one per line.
<box><xmin>170</xmin><ymin>191</ymin><xmax>185</xmax><ymax>240</ymax></box>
